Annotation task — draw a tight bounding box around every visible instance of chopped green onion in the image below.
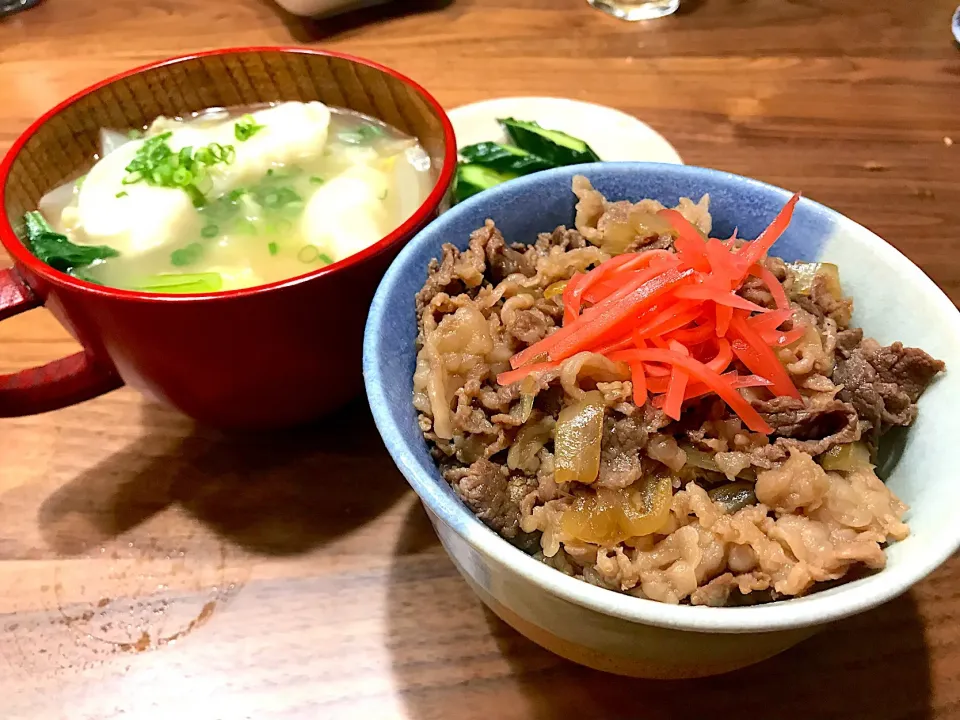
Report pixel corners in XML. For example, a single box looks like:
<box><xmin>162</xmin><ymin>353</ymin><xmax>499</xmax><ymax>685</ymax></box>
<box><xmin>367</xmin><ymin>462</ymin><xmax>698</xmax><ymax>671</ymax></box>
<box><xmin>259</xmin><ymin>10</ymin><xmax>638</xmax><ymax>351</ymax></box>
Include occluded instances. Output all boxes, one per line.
<box><xmin>201</xmin><ymin>224</ymin><xmax>219</xmax><ymax>239</ymax></box>
<box><xmin>194</xmin><ymin>147</ymin><xmax>213</xmax><ymax>165</ymax></box>
<box><xmin>234</xmin><ymin>114</ymin><xmax>266</xmax><ymax>142</ymax></box>
<box><xmin>122</xmin><ymin>132</ymin><xmax>234</xmax><ymax>206</ymax></box>
<box><xmin>309</xmin><ymin>176</ymin><xmax>325</xmax><ymax>185</ymax></box>
<box><xmin>116</xmin><ymin>191</ymin><xmax>128</xmax><ymax>198</ymax></box>
<box><xmin>171</xmin><ymin>167</ymin><xmax>193</xmax><ymax>186</ymax></box>
<box><xmin>170</xmin><ymin>242</ymin><xmax>204</xmax><ymax>267</ymax></box>
<box><xmin>228</xmin><ymin>188</ymin><xmax>246</xmax><ymax>201</ymax></box>
<box><xmin>318</xmin><ymin>252</ymin><xmax>334</xmax><ymax>265</ymax></box>
<box><xmin>131</xmin><ymin>272</ymin><xmax>223</xmax><ymax>294</ymax></box>
<box><xmin>297</xmin><ymin>245</ymin><xmax>321</xmax><ymax>263</ymax></box>
<box><xmin>75</xmin><ymin>175</ymin><xmax>86</xmax><ymax>189</ymax></box>
<box><xmin>268</xmin><ymin>241</ymin><xmax>279</xmax><ymax>256</ymax></box>
<box><xmin>266</xmin><ymin>168</ymin><xmax>275</xmax><ymax>177</ymax></box>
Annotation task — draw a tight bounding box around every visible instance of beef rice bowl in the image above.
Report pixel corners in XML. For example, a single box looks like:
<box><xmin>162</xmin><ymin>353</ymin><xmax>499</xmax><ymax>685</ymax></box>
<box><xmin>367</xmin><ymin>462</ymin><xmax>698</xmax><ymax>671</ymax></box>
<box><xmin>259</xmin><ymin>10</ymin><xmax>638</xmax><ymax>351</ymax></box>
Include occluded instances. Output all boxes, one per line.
<box><xmin>412</xmin><ymin>175</ymin><xmax>944</xmax><ymax>607</ymax></box>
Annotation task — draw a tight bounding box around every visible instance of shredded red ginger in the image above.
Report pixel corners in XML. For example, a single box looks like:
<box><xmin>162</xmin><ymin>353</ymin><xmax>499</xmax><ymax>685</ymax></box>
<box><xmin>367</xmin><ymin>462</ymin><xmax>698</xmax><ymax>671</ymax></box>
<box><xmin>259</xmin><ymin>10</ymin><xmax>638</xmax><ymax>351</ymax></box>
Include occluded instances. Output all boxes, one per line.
<box><xmin>497</xmin><ymin>193</ymin><xmax>805</xmax><ymax>435</ymax></box>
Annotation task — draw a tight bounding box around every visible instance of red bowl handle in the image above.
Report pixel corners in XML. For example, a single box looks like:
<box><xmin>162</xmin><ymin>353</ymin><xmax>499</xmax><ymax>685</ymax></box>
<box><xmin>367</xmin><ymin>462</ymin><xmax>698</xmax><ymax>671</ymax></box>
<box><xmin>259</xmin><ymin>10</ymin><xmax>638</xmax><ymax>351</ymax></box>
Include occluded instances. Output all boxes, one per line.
<box><xmin>0</xmin><ymin>267</ymin><xmax>122</xmax><ymax>416</ymax></box>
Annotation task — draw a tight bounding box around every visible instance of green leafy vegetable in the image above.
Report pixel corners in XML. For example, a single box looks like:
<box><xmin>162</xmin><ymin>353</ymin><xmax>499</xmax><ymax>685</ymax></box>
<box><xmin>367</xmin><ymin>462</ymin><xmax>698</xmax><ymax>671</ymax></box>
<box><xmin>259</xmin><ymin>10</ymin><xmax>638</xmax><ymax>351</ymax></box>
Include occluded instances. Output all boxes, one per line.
<box><xmin>234</xmin><ymin>114</ymin><xmax>265</xmax><ymax>142</ymax></box>
<box><xmin>170</xmin><ymin>242</ymin><xmax>204</xmax><ymax>267</ymax></box>
<box><xmin>122</xmin><ymin>132</ymin><xmax>235</xmax><ymax>208</ymax></box>
<box><xmin>70</xmin><ymin>266</ymin><xmax>104</xmax><ymax>285</ymax></box>
<box><xmin>454</xmin><ymin>164</ymin><xmax>518</xmax><ymax>203</ymax></box>
<box><xmin>309</xmin><ymin>176</ymin><xmax>325</xmax><ymax>185</ymax></box>
<box><xmin>130</xmin><ymin>272</ymin><xmax>223</xmax><ymax>294</ymax></box>
<box><xmin>22</xmin><ymin>211</ymin><xmax>119</xmax><ymax>273</ymax></box>
<box><xmin>459</xmin><ymin>142</ymin><xmax>554</xmax><ymax>174</ymax></box>
<box><xmin>268</xmin><ymin>242</ymin><xmax>279</xmax><ymax>256</ymax></box>
<box><xmin>498</xmin><ymin>118</ymin><xmax>601</xmax><ymax>166</ymax></box>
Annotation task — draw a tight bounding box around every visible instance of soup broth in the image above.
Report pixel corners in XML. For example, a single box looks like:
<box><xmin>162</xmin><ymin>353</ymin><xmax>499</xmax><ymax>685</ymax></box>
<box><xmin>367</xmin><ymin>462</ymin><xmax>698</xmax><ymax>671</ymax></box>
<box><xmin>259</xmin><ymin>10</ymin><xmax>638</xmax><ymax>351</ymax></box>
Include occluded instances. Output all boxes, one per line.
<box><xmin>35</xmin><ymin>102</ymin><xmax>434</xmax><ymax>292</ymax></box>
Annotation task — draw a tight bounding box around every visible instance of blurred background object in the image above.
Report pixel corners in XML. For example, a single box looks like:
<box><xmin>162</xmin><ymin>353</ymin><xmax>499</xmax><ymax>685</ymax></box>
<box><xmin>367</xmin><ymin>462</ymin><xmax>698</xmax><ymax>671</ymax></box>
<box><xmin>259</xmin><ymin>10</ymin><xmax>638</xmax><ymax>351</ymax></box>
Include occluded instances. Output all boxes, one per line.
<box><xmin>588</xmin><ymin>0</ymin><xmax>679</xmax><ymax>21</ymax></box>
<box><xmin>0</xmin><ymin>0</ymin><xmax>41</xmax><ymax>18</ymax></box>
<box><xmin>273</xmin><ymin>0</ymin><xmax>393</xmax><ymax>18</ymax></box>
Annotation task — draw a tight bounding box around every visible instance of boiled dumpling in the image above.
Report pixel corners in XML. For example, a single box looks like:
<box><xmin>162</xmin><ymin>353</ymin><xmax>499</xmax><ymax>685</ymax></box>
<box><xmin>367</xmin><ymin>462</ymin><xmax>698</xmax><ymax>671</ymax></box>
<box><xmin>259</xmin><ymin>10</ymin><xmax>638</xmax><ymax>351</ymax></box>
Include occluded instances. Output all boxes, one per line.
<box><xmin>164</xmin><ymin>101</ymin><xmax>332</xmax><ymax>196</ymax></box>
<box><xmin>299</xmin><ymin>165</ymin><xmax>390</xmax><ymax>262</ymax></box>
<box><xmin>75</xmin><ymin>141</ymin><xmax>202</xmax><ymax>257</ymax></box>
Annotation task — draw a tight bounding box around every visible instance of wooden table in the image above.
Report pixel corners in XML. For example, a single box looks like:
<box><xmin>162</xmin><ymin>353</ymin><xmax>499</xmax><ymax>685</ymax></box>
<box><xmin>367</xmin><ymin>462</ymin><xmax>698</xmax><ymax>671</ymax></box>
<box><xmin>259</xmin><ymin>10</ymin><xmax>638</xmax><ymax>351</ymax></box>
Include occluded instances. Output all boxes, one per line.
<box><xmin>1</xmin><ymin>0</ymin><xmax>959</xmax><ymax>717</ymax></box>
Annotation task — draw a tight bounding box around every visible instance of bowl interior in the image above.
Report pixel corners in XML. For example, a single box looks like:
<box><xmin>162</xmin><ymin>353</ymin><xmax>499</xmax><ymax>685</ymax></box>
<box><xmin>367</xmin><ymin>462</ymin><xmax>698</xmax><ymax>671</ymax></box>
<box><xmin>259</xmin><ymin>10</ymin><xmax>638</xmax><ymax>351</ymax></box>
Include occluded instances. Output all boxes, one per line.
<box><xmin>364</xmin><ymin>162</ymin><xmax>960</xmax><ymax>632</ymax></box>
<box><xmin>2</xmin><ymin>48</ymin><xmax>451</xmax><ymax>251</ymax></box>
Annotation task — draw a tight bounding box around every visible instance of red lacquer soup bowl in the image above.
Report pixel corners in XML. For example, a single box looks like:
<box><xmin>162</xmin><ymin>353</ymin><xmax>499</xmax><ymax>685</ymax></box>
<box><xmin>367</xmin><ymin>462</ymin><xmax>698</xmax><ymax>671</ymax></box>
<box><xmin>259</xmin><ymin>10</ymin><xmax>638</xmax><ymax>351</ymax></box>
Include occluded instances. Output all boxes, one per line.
<box><xmin>0</xmin><ymin>47</ymin><xmax>456</xmax><ymax>429</ymax></box>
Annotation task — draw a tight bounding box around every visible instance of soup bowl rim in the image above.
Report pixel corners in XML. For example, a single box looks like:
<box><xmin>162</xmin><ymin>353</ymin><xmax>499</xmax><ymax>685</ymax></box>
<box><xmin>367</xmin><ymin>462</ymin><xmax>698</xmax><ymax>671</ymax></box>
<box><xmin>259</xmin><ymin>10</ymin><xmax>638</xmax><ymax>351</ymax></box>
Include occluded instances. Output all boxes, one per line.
<box><xmin>0</xmin><ymin>46</ymin><xmax>457</xmax><ymax>304</ymax></box>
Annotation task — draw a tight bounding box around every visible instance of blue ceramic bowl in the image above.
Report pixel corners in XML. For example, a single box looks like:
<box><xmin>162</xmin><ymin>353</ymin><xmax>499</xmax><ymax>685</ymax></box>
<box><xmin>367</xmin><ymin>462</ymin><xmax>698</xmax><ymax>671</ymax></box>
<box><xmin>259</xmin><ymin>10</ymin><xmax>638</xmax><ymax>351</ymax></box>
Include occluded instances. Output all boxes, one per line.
<box><xmin>363</xmin><ymin>162</ymin><xmax>960</xmax><ymax>678</ymax></box>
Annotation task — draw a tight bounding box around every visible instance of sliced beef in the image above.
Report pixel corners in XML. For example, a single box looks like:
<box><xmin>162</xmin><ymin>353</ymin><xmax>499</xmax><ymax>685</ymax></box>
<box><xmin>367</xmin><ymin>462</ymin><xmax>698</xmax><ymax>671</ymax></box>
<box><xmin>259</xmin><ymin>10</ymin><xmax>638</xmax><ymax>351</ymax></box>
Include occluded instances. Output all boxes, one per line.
<box><xmin>739</xmin><ymin>275</ymin><xmax>777</xmax><ymax>310</ymax></box>
<box><xmin>506</xmin><ymin>308</ymin><xmax>551</xmax><ymax>344</ymax></box>
<box><xmin>794</xmin><ymin>275</ymin><xmax>853</xmax><ymax>329</ymax></box>
<box><xmin>596</xmin><ymin>416</ymin><xmax>649</xmax><ymax>488</ymax></box>
<box><xmin>535</xmin><ymin>226</ymin><xmax>587</xmax><ymax>254</ymax></box>
<box><xmin>810</xmin><ymin>274</ymin><xmax>853</xmax><ymax>329</ymax></box>
<box><xmin>765</xmin><ymin>256</ymin><xmax>789</xmax><ymax>282</ymax></box>
<box><xmin>835</xmin><ymin>328</ymin><xmax>863</xmax><ymax>359</ymax></box>
<box><xmin>755</xmin><ymin>397</ymin><xmax>859</xmax><ymax>444</ymax></box>
<box><xmin>833</xmin><ymin>338</ymin><xmax>945</xmax><ymax>450</ymax></box>
<box><xmin>746</xmin><ymin>397</ymin><xmax>860</xmax><ymax>465</ymax></box>
<box><xmin>415</xmin><ymin>229</ymin><xmax>488</xmax><ymax>312</ymax></box>
<box><xmin>736</xmin><ymin>257</ymin><xmax>789</xmax><ymax>310</ymax></box>
<box><xmin>481</xmin><ymin>220</ymin><xmax>537</xmax><ymax>281</ymax></box>
<box><xmin>623</xmin><ymin>233</ymin><xmax>676</xmax><ymax>253</ymax></box>
<box><xmin>445</xmin><ymin>459</ymin><xmax>534</xmax><ymax>539</ymax></box>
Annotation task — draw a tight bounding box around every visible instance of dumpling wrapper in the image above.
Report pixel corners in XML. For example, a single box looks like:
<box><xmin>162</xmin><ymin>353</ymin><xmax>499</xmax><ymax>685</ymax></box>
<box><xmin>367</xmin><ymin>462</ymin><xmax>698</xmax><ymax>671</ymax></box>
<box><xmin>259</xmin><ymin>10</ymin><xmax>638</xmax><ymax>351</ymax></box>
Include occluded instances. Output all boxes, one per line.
<box><xmin>299</xmin><ymin>164</ymin><xmax>391</xmax><ymax>263</ymax></box>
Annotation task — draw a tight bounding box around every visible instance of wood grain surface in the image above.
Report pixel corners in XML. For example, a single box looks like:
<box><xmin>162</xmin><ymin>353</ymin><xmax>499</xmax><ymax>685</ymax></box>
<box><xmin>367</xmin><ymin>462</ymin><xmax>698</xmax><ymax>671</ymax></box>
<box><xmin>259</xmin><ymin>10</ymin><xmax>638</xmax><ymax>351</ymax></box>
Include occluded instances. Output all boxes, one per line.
<box><xmin>2</xmin><ymin>1</ymin><xmax>959</xmax><ymax>718</ymax></box>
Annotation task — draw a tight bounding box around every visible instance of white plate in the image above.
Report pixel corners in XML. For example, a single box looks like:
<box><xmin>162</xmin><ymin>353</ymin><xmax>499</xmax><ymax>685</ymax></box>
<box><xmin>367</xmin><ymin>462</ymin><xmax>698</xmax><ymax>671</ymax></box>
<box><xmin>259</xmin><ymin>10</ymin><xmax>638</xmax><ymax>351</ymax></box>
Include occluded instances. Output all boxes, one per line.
<box><xmin>447</xmin><ymin>96</ymin><xmax>683</xmax><ymax>165</ymax></box>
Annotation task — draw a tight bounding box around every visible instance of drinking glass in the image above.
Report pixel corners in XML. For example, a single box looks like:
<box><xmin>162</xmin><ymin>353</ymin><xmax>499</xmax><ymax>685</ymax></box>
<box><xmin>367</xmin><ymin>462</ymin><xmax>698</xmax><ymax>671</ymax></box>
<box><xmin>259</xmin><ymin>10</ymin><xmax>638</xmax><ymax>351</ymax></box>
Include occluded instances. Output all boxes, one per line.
<box><xmin>587</xmin><ymin>0</ymin><xmax>679</xmax><ymax>21</ymax></box>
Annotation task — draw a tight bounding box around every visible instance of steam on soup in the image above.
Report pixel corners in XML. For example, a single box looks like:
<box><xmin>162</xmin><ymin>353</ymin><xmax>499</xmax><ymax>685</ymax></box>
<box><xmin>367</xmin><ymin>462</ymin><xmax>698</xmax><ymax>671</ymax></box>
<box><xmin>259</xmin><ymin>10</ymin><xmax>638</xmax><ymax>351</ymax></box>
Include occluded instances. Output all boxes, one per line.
<box><xmin>25</xmin><ymin>102</ymin><xmax>434</xmax><ymax>293</ymax></box>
